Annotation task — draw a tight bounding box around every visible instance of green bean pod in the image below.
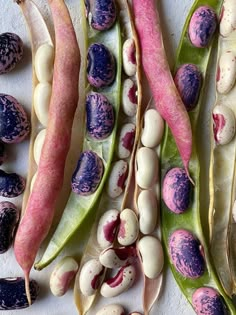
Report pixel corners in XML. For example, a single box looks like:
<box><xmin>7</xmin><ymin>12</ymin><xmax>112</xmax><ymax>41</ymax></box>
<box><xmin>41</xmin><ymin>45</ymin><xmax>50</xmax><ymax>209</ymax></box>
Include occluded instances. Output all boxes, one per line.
<box><xmin>161</xmin><ymin>0</ymin><xmax>236</xmax><ymax>313</ymax></box>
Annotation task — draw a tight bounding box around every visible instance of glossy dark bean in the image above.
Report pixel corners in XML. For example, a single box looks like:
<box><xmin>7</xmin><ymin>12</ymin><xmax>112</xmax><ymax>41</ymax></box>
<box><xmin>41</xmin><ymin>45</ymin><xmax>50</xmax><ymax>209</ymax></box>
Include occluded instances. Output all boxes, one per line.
<box><xmin>86</xmin><ymin>92</ymin><xmax>114</xmax><ymax>140</ymax></box>
<box><xmin>189</xmin><ymin>6</ymin><xmax>217</xmax><ymax>48</ymax></box>
<box><xmin>0</xmin><ymin>201</ymin><xmax>20</xmax><ymax>253</ymax></box>
<box><xmin>0</xmin><ymin>170</ymin><xmax>25</xmax><ymax>198</ymax></box>
<box><xmin>0</xmin><ymin>142</ymin><xmax>6</xmax><ymax>165</ymax></box>
<box><xmin>174</xmin><ymin>64</ymin><xmax>202</xmax><ymax>111</ymax></box>
<box><xmin>169</xmin><ymin>229</ymin><xmax>205</xmax><ymax>279</ymax></box>
<box><xmin>87</xmin><ymin>43</ymin><xmax>116</xmax><ymax>88</ymax></box>
<box><xmin>162</xmin><ymin>167</ymin><xmax>192</xmax><ymax>214</ymax></box>
<box><xmin>192</xmin><ymin>287</ymin><xmax>228</xmax><ymax>315</ymax></box>
<box><xmin>0</xmin><ymin>94</ymin><xmax>30</xmax><ymax>143</ymax></box>
<box><xmin>88</xmin><ymin>0</ymin><xmax>116</xmax><ymax>31</ymax></box>
<box><xmin>71</xmin><ymin>150</ymin><xmax>104</xmax><ymax>195</ymax></box>
<box><xmin>0</xmin><ymin>32</ymin><xmax>23</xmax><ymax>74</ymax></box>
<box><xmin>0</xmin><ymin>277</ymin><xmax>39</xmax><ymax>310</ymax></box>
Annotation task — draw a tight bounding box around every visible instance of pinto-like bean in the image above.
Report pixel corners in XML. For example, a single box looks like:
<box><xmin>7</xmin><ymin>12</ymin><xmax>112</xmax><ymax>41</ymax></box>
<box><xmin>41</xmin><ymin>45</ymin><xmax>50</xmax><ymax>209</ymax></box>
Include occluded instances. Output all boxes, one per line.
<box><xmin>117</xmin><ymin>208</ymin><xmax>139</xmax><ymax>246</ymax></box>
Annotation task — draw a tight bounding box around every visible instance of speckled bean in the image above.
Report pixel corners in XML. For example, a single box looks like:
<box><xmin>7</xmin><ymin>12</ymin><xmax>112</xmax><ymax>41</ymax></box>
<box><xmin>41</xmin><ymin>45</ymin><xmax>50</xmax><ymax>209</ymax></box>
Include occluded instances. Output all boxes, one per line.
<box><xmin>99</xmin><ymin>245</ymin><xmax>137</xmax><ymax>268</ymax></box>
<box><xmin>138</xmin><ymin>236</ymin><xmax>164</xmax><ymax>279</ymax></box>
<box><xmin>122</xmin><ymin>38</ymin><xmax>136</xmax><ymax>76</ymax></box>
<box><xmin>136</xmin><ymin>147</ymin><xmax>158</xmax><ymax>189</ymax></box>
<box><xmin>137</xmin><ymin>190</ymin><xmax>158</xmax><ymax>235</ymax></box>
<box><xmin>141</xmin><ymin>109</ymin><xmax>164</xmax><ymax>148</ymax></box>
<box><xmin>79</xmin><ymin>259</ymin><xmax>105</xmax><ymax>296</ymax></box>
<box><xmin>107</xmin><ymin>160</ymin><xmax>128</xmax><ymax>198</ymax></box>
<box><xmin>33</xmin><ymin>82</ymin><xmax>51</xmax><ymax>127</ymax></box>
<box><xmin>216</xmin><ymin>51</ymin><xmax>236</xmax><ymax>94</ymax></box>
<box><xmin>35</xmin><ymin>43</ymin><xmax>54</xmax><ymax>82</ymax></box>
<box><xmin>122</xmin><ymin>79</ymin><xmax>137</xmax><ymax>116</ymax></box>
<box><xmin>100</xmin><ymin>264</ymin><xmax>136</xmax><ymax>297</ymax></box>
<box><xmin>97</xmin><ymin>209</ymin><xmax>120</xmax><ymax>248</ymax></box>
<box><xmin>33</xmin><ymin>129</ymin><xmax>46</xmax><ymax>165</ymax></box>
<box><xmin>117</xmin><ymin>208</ymin><xmax>139</xmax><ymax>246</ymax></box>
<box><xmin>50</xmin><ymin>256</ymin><xmax>78</xmax><ymax>297</ymax></box>
<box><xmin>117</xmin><ymin>123</ymin><xmax>136</xmax><ymax>159</ymax></box>
<box><xmin>220</xmin><ymin>0</ymin><xmax>236</xmax><ymax>37</ymax></box>
<box><xmin>88</xmin><ymin>0</ymin><xmax>117</xmax><ymax>31</ymax></box>
<box><xmin>96</xmin><ymin>304</ymin><xmax>125</xmax><ymax>315</ymax></box>
<box><xmin>213</xmin><ymin>105</ymin><xmax>236</xmax><ymax>145</ymax></box>
<box><xmin>0</xmin><ymin>170</ymin><xmax>25</xmax><ymax>198</ymax></box>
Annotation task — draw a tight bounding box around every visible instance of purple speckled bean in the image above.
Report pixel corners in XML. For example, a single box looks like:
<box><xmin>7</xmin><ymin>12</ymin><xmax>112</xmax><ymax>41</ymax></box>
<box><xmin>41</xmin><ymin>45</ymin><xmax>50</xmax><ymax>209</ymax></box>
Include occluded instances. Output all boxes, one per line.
<box><xmin>0</xmin><ymin>33</ymin><xmax>23</xmax><ymax>74</ymax></box>
<box><xmin>174</xmin><ymin>64</ymin><xmax>202</xmax><ymax>111</ymax></box>
<box><xmin>87</xmin><ymin>43</ymin><xmax>116</xmax><ymax>88</ymax></box>
<box><xmin>192</xmin><ymin>287</ymin><xmax>228</xmax><ymax>315</ymax></box>
<box><xmin>168</xmin><ymin>229</ymin><xmax>205</xmax><ymax>279</ymax></box>
<box><xmin>86</xmin><ymin>92</ymin><xmax>114</xmax><ymax>140</ymax></box>
<box><xmin>189</xmin><ymin>6</ymin><xmax>217</xmax><ymax>48</ymax></box>
<box><xmin>0</xmin><ymin>170</ymin><xmax>25</xmax><ymax>198</ymax></box>
<box><xmin>71</xmin><ymin>150</ymin><xmax>104</xmax><ymax>196</ymax></box>
<box><xmin>88</xmin><ymin>0</ymin><xmax>117</xmax><ymax>31</ymax></box>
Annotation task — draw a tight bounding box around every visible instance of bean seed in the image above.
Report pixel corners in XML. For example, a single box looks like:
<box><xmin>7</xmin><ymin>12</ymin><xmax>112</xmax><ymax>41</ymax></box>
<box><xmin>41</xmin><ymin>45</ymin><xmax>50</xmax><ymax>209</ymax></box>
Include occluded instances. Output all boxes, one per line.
<box><xmin>220</xmin><ymin>0</ymin><xmax>236</xmax><ymax>37</ymax></box>
<box><xmin>35</xmin><ymin>43</ymin><xmax>54</xmax><ymax>82</ymax></box>
<box><xmin>0</xmin><ymin>170</ymin><xmax>25</xmax><ymax>198</ymax></box>
<box><xmin>33</xmin><ymin>82</ymin><xmax>51</xmax><ymax>126</ymax></box>
<box><xmin>117</xmin><ymin>123</ymin><xmax>135</xmax><ymax>159</ymax></box>
<box><xmin>216</xmin><ymin>51</ymin><xmax>236</xmax><ymax>94</ymax></box>
<box><xmin>99</xmin><ymin>245</ymin><xmax>137</xmax><ymax>268</ymax></box>
<box><xmin>141</xmin><ymin>109</ymin><xmax>164</xmax><ymax>148</ymax></box>
<box><xmin>122</xmin><ymin>78</ymin><xmax>137</xmax><ymax>116</ymax></box>
<box><xmin>88</xmin><ymin>0</ymin><xmax>117</xmax><ymax>31</ymax></box>
<box><xmin>33</xmin><ymin>129</ymin><xmax>46</xmax><ymax>165</ymax></box>
<box><xmin>96</xmin><ymin>304</ymin><xmax>125</xmax><ymax>315</ymax></box>
<box><xmin>107</xmin><ymin>160</ymin><xmax>128</xmax><ymax>198</ymax></box>
<box><xmin>117</xmin><ymin>208</ymin><xmax>139</xmax><ymax>246</ymax></box>
<box><xmin>97</xmin><ymin>209</ymin><xmax>120</xmax><ymax>248</ymax></box>
<box><xmin>122</xmin><ymin>38</ymin><xmax>136</xmax><ymax>76</ymax></box>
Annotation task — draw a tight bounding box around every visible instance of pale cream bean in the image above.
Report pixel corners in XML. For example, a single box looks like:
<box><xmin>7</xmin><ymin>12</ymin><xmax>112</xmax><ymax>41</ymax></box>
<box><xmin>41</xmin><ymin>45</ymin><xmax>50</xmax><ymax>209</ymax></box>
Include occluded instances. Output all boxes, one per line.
<box><xmin>34</xmin><ymin>82</ymin><xmax>52</xmax><ymax>126</ymax></box>
<box><xmin>122</xmin><ymin>38</ymin><xmax>136</xmax><ymax>76</ymax></box>
<box><xmin>213</xmin><ymin>105</ymin><xmax>236</xmax><ymax>145</ymax></box>
<box><xmin>49</xmin><ymin>256</ymin><xmax>78</xmax><ymax>297</ymax></box>
<box><xmin>220</xmin><ymin>0</ymin><xmax>236</xmax><ymax>37</ymax></box>
<box><xmin>96</xmin><ymin>304</ymin><xmax>125</xmax><ymax>315</ymax></box>
<box><xmin>100</xmin><ymin>264</ymin><xmax>136</xmax><ymax>297</ymax></box>
<box><xmin>141</xmin><ymin>109</ymin><xmax>164</xmax><ymax>148</ymax></box>
<box><xmin>117</xmin><ymin>208</ymin><xmax>139</xmax><ymax>246</ymax></box>
<box><xmin>35</xmin><ymin>43</ymin><xmax>54</xmax><ymax>82</ymax></box>
<box><xmin>99</xmin><ymin>245</ymin><xmax>137</xmax><ymax>268</ymax></box>
<box><xmin>136</xmin><ymin>147</ymin><xmax>159</xmax><ymax>189</ymax></box>
<box><xmin>137</xmin><ymin>190</ymin><xmax>158</xmax><ymax>234</ymax></box>
<box><xmin>33</xmin><ymin>129</ymin><xmax>46</xmax><ymax>165</ymax></box>
<box><xmin>117</xmin><ymin>123</ymin><xmax>136</xmax><ymax>159</ymax></box>
<box><xmin>122</xmin><ymin>79</ymin><xmax>137</xmax><ymax>116</ymax></box>
<box><xmin>79</xmin><ymin>259</ymin><xmax>105</xmax><ymax>296</ymax></box>
<box><xmin>97</xmin><ymin>209</ymin><xmax>120</xmax><ymax>248</ymax></box>
<box><xmin>217</xmin><ymin>51</ymin><xmax>236</xmax><ymax>94</ymax></box>
<box><xmin>30</xmin><ymin>171</ymin><xmax>38</xmax><ymax>192</ymax></box>
<box><xmin>107</xmin><ymin>160</ymin><xmax>128</xmax><ymax>198</ymax></box>
<box><xmin>138</xmin><ymin>236</ymin><xmax>164</xmax><ymax>279</ymax></box>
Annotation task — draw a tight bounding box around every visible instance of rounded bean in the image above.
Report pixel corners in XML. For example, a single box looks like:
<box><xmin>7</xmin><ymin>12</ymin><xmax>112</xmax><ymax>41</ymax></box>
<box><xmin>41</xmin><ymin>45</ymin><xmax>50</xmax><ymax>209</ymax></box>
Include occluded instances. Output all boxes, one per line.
<box><xmin>50</xmin><ymin>256</ymin><xmax>78</xmax><ymax>297</ymax></box>
<box><xmin>122</xmin><ymin>78</ymin><xmax>137</xmax><ymax>117</ymax></box>
<box><xmin>141</xmin><ymin>109</ymin><xmax>164</xmax><ymax>148</ymax></box>
<box><xmin>33</xmin><ymin>82</ymin><xmax>52</xmax><ymax>127</ymax></box>
<box><xmin>107</xmin><ymin>160</ymin><xmax>128</xmax><ymax>198</ymax></box>
<box><xmin>220</xmin><ymin>0</ymin><xmax>236</xmax><ymax>37</ymax></box>
<box><xmin>216</xmin><ymin>51</ymin><xmax>236</xmax><ymax>94</ymax></box>
<box><xmin>97</xmin><ymin>209</ymin><xmax>120</xmax><ymax>248</ymax></box>
<box><xmin>79</xmin><ymin>259</ymin><xmax>105</xmax><ymax>296</ymax></box>
<box><xmin>71</xmin><ymin>150</ymin><xmax>104</xmax><ymax>196</ymax></box>
<box><xmin>213</xmin><ymin>105</ymin><xmax>236</xmax><ymax>145</ymax></box>
<box><xmin>0</xmin><ymin>170</ymin><xmax>25</xmax><ymax>198</ymax></box>
<box><xmin>100</xmin><ymin>264</ymin><xmax>136</xmax><ymax>297</ymax></box>
<box><xmin>0</xmin><ymin>32</ymin><xmax>23</xmax><ymax>74</ymax></box>
<box><xmin>122</xmin><ymin>38</ymin><xmax>136</xmax><ymax>76</ymax></box>
<box><xmin>117</xmin><ymin>208</ymin><xmax>139</xmax><ymax>246</ymax></box>
<box><xmin>88</xmin><ymin>0</ymin><xmax>117</xmax><ymax>31</ymax></box>
<box><xmin>136</xmin><ymin>147</ymin><xmax>158</xmax><ymax>189</ymax></box>
<box><xmin>35</xmin><ymin>43</ymin><xmax>54</xmax><ymax>82</ymax></box>
<box><xmin>168</xmin><ymin>229</ymin><xmax>205</xmax><ymax>279</ymax></box>
<box><xmin>96</xmin><ymin>304</ymin><xmax>125</xmax><ymax>315</ymax></box>
<box><xmin>137</xmin><ymin>190</ymin><xmax>158</xmax><ymax>235</ymax></box>
<box><xmin>138</xmin><ymin>236</ymin><xmax>164</xmax><ymax>279</ymax></box>
<box><xmin>99</xmin><ymin>245</ymin><xmax>137</xmax><ymax>268</ymax></box>
<box><xmin>0</xmin><ymin>94</ymin><xmax>30</xmax><ymax>144</ymax></box>
<box><xmin>33</xmin><ymin>129</ymin><xmax>46</xmax><ymax>165</ymax></box>
<box><xmin>0</xmin><ymin>201</ymin><xmax>20</xmax><ymax>254</ymax></box>
<box><xmin>117</xmin><ymin>123</ymin><xmax>136</xmax><ymax>159</ymax></box>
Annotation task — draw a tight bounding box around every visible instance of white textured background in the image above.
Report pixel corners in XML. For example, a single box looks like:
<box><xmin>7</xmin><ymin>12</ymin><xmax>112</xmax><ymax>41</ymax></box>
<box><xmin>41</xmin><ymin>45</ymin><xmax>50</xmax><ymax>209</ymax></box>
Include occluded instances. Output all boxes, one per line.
<box><xmin>0</xmin><ymin>0</ymin><xmax>202</xmax><ymax>314</ymax></box>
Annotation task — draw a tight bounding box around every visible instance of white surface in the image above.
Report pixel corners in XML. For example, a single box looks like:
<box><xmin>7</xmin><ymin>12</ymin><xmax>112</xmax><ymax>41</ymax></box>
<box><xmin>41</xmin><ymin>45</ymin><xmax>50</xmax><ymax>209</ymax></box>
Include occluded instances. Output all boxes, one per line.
<box><xmin>0</xmin><ymin>0</ymin><xmax>199</xmax><ymax>314</ymax></box>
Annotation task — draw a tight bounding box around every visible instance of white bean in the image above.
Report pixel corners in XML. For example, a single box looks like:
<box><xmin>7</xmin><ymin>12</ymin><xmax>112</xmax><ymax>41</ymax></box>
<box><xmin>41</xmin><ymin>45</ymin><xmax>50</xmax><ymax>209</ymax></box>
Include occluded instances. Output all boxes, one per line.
<box><xmin>122</xmin><ymin>79</ymin><xmax>137</xmax><ymax>117</ymax></box>
<box><xmin>34</xmin><ymin>82</ymin><xmax>51</xmax><ymax>126</ymax></box>
<box><xmin>220</xmin><ymin>0</ymin><xmax>236</xmax><ymax>37</ymax></box>
<box><xmin>107</xmin><ymin>160</ymin><xmax>128</xmax><ymax>198</ymax></box>
<box><xmin>117</xmin><ymin>123</ymin><xmax>136</xmax><ymax>159</ymax></box>
<box><xmin>100</xmin><ymin>264</ymin><xmax>136</xmax><ymax>297</ymax></box>
<box><xmin>97</xmin><ymin>209</ymin><xmax>120</xmax><ymax>248</ymax></box>
<box><xmin>35</xmin><ymin>43</ymin><xmax>54</xmax><ymax>82</ymax></box>
<box><xmin>122</xmin><ymin>38</ymin><xmax>136</xmax><ymax>76</ymax></box>
<box><xmin>96</xmin><ymin>304</ymin><xmax>125</xmax><ymax>315</ymax></box>
<box><xmin>117</xmin><ymin>209</ymin><xmax>139</xmax><ymax>246</ymax></box>
<box><xmin>33</xmin><ymin>129</ymin><xmax>46</xmax><ymax>165</ymax></box>
<box><xmin>141</xmin><ymin>109</ymin><xmax>164</xmax><ymax>148</ymax></box>
<box><xmin>136</xmin><ymin>147</ymin><xmax>159</xmax><ymax>189</ymax></box>
<box><xmin>50</xmin><ymin>256</ymin><xmax>78</xmax><ymax>297</ymax></box>
<box><xmin>137</xmin><ymin>190</ymin><xmax>158</xmax><ymax>234</ymax></box>
<box><xmin>138</xmin><ymin>236</ymin><xmax>164</xmax><ymax>279</ymax></box>
<box><xmin>30</xmin><ymin>171</ymin><xmax>38</xmax><ymax>192</ymax></box>
<box><xmin>216</xmin><ymin>51</ymin><xmax>236</xmax><ymax>94</ymax></box>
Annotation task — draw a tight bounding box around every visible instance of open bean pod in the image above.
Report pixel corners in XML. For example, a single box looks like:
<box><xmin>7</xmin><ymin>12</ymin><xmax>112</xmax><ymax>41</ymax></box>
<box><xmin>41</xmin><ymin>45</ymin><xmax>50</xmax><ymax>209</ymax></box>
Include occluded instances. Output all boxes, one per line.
<box><xmin>209</xmin><ymin>0</ymin><xmax>236</xmax><ymax>296</ymax></box>
<box><xmin>161</xmin><ymin>0</ymin><xmax>236</xmax><ymax>313</ymax></box>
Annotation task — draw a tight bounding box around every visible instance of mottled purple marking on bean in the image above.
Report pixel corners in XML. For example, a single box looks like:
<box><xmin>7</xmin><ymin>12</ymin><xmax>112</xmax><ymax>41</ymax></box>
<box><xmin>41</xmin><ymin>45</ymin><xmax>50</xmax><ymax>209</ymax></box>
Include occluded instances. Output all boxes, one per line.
<box><xmin>189</xmin><ymin>6</ymin><xmax>217</xmax><ymax>48</ymax></box>
<box><xmin>71</xmin><ymin>150</ymin><xmax>104</xmax><ymax>196</ymax></box>
<box><xmin>113</xmin><ymin>246</ymin><xmax>137</xmax><ymax>260</ymax></box>
<box><xmin>91</xmin><ymin>266</ymin><xmax>105</xmax><ymax>290</ymax></box>
<box><xmin>106</xmin><ymin>266</ymin><xmax>127</xmax><ymax>287</ymax></box>
<box><xmin>87</xmin><ymin>43</ymin><xmax>116</xmax><ymax>88</ymax></box>
<box><xmin>0</xmin><ymin>33</ymin><xmax>23</xmax><ymax>74</ymax></box>
<box><xmin>117</xmin><ymin>166</ymin><xmax>128</xmax><ymax>189</ymax></box>
<box><xmin>103</xmin><ymin>215</ymin><xmax>120</xmax><ymax>242</ymax></box>
<box><xmin>128</xmin><ymin>83</ymin><xmax>137</xmax><ymax>104</ymax></box>
<box><xmin>169</xmin><ymin>229</ymin><xmax>205</xmax><ymax>279</ymax></box>
<box><xmin>0</xmin><ymin>170</ymin><xmax>25</xmax><ymax>198</ymax></box>
<box><xmin>86</xmin><ymin>92</ymin><xmax>114</xmax><ymax>140</ymax></box>
<box><xmin>192</xmin><ymin>287</ymin><xmax>228</xmax><ymax>315</ymax></box>
<box><xmin>121</xmin><ymin>129</ymin><xmax>135</xmax><ymax>151</ymax></box>
<box><xmin>174</xmin><ymin>64</ymin><xmax>202</xmax><ymax>111</ymax></box>
<box><xmin>89</xmin><ymin>0</ymin><xmax>116</xmax><ymax>31</ymax></box>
